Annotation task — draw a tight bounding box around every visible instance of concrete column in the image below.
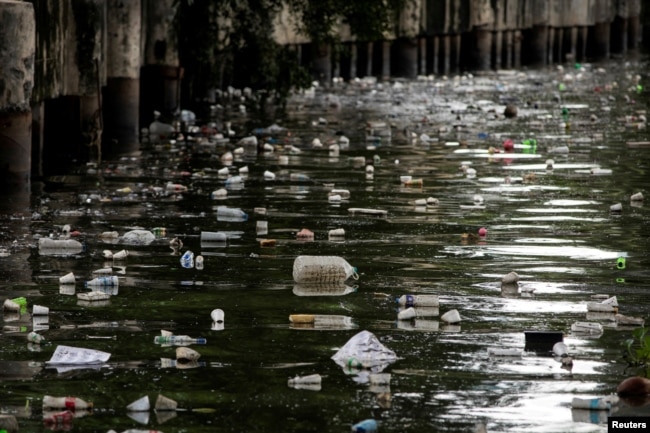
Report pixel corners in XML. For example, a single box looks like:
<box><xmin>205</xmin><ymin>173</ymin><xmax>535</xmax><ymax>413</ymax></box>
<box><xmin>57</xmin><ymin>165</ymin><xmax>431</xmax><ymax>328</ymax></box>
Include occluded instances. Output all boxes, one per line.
<box><xmin>381</xmin><ymin>40</ymin><xmax>391</xmax><ymax>80</ymax></box>
<box><xmin>514</xmin><ymin>30</ymin><xmax>521</xmax><ymax>68</ymax></box>
<box><xmin>393</xmin><ymin>37</ymin><xmax>417</xmax><ymax>79</ymax></box>
<box><xmin>104</xmin><ymin>0</ymin><xmax>141</xmax><ymax>154</ymax></box>
<box><xmin>418</xmin><ymin>37</ymin><xmax>427</xmax><ymax>75</ymax></box>
<box><xmin>628</xmin><ymin>15</ymin><xmax>639</xmax><ymax>50</ymax></box>
<box><xmin>311</xmin><ymin>43</ymin><xmax>331</xmax><ymax>84</ymax></box>
<box><xmin>556</xmin><ymin>28</ymin><xmax>563</xmax><ymax>63</ymax></box>
<box><xmin>453</xmin><ymin>34</ymin><xmax>461</xmax><ymax>72</ymax></box>
<box><xmin>432</xmin><ymin>36</ymin><xmax>439</xmax><ymax>75</ymax></box>
<box><xmin>548</xmin><ymin>27</ymin><xmax>555</xmax><ymax>64</ymax></box>
<box><xmin>71</xmin><ymin>0</ymin><xmax>106</xmax><ymax>160</ymax></box>
<box><xmin>569</xmin><ymin>27</ymin><xmax>578</xmax><ymax>61</ymax></box>
<box><xmin>0</xmin><ymin>0</ymin><xmax>35</xmax><ymax>188</ymax></box>
<box><xmin>494</xmin><ymin>31</ymin><xmax>502</xmax><ymax>70</ymax></box>
<box><xmin>529</xmin><ymin>25</ymin><xmax>548</xmax><ymax>66</ymax></box>
<box><xmin>611</xmin><ymin>17</ymin><xmax>628</xmax><ymax>54</ymax></box>
<box><xmin>141</xmin><ymin>0</ymin><xmax>182</xmax><ymax>127</ymax></box>
<box><xmin>443</xmin><ymin>35</ymin><xmax>451</xmax><ymax>75</ymax></box>
<box><xmin>580</xmin><ymin>26</ymin><xmax>588</xmax><ymax>61</ymax></box>
<box><xmin>365</xmin><ymin>42</ymin><xmax>373</xmax><ymax>77</ymax></box>
<box><xmin>593</xmin><ymin>21</ymin><xmax>611</xmax><ymax>59</ymax></box>
<box><xmin>474</xmin><ymin>27</ymin><xmax>492</xmax><ymax>70</ymax></box>
<box><xmin>31</xmin><ymin>102</ymin><xmax>44</xmax><ymax>179</ymax></box>
<box><xmin>349</xmin><ymin>43</ymin><xmax>357</xmax><ymax>79</ymax></box>
<box><xmin>505</xmin><ymin>31</ymin><xmax>513</xmax><ymax>69</ymax></box>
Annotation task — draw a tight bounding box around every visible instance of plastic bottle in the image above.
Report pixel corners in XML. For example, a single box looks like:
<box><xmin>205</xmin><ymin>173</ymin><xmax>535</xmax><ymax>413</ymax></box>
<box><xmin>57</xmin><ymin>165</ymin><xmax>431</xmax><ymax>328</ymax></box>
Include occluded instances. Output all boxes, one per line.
<box><xmin>287</xmin><ymin>374</ymin><xmax>322</xmax><ymax>386</ymax></box>
<box><xmin>38</xmin><ymin>238</ymin><xmax>84</xmax><ymax>255</ymax></box>
<box><xmin>180</xmin><ymin>250</ymin><xmax>194</xmax><ymax>268</ymax></box>
<box><xmin>85</xmin><ymin>276</ymin><xmax>119</xmax><ymax>287</ymax></box>
<box><xmin>154</xmin><ymin>335</ymin><xmax>207</xmax><ymax>345</ymax></box>
<box><xmin>397</xmin><ymin>295</ymin><xmax>439</xmax><ymax>307</ymax></box>
<box><xmin>195</xmin><ymin>255</ymin><xmax>204</xmax><ymax>270</ymax></box>
<box><xmin>351</xmin><ymin>419</ymin><xmax>378</xmax><ymax>433</ymax></box>
<box><xmin>216</xmin><ymin>206</ymin><xmax>248</xmax><ymax>221</ymax></box>
<box><xmin>292</xmin><ymin>256</ymin><xmax>358</xmax><ymax>284</ymax></box>
<box><xmin>200</xmin><ymin>231</ymin><xmax>227</xmax><ymax>242</ymax></box>
<box><xmin>42</xmin><ymin>395</ymin><xmax>93</xmax><ymax>410</ymax></box>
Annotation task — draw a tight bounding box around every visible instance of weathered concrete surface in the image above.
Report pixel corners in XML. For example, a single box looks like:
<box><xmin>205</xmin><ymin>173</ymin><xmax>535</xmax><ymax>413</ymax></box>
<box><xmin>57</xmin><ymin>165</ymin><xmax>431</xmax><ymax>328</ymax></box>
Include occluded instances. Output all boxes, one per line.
<box><xmin>0</xmin><ymin>0</ymin><xmax>36</xmax><ymax>112</ymax></box>
<box><xmin>104</xmin><ymin>0</ymin><xmax>141</xmax><ymax>152</ymax></box>
<box><xmin>0</xmin><ymin>0</ymin><xmax>35</xmax><ymax>187</ymax></box>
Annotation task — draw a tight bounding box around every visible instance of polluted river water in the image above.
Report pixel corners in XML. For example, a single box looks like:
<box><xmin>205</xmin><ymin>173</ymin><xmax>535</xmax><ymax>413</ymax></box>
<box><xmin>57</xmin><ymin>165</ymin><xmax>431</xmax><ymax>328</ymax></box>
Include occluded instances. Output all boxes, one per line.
<box><xmin>1</xmin><ymin>59</ymin><xmax>650</xmax><ymax>433</ymax></box>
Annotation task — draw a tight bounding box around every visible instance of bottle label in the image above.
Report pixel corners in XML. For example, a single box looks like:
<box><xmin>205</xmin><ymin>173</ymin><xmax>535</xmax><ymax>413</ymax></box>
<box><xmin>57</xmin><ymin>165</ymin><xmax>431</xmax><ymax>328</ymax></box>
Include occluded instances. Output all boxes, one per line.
<box><xmin>65</xmin><ymin>397</ymin><xmax>76</xmax><ymax>410</ymax></box>
<box><xmin>405</xmin><ymin>294</ymin><xmax>414</xmax><ymax>307</ymax></box>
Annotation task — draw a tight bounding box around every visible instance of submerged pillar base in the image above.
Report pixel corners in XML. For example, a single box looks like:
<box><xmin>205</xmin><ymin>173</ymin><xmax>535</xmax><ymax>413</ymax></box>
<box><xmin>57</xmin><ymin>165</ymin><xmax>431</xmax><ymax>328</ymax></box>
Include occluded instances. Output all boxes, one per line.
<box><xmin>0</xmin><ymin>111</ymin><xmax>32</xmax><ymax>187</ymax></box>
<box><xmin>103</xmin><ymin>77</ymin><xmax>140</xmax><ymax>154</ymax></box>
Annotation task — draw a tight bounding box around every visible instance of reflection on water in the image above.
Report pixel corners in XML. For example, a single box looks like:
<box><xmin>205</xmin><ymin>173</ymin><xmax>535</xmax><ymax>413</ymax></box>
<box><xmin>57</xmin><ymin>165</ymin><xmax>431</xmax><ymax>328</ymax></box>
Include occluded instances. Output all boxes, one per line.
<box><xmin>0</xmin><ymin>59</ymin><xmax>649</xmax><ymax>432</ymax></box>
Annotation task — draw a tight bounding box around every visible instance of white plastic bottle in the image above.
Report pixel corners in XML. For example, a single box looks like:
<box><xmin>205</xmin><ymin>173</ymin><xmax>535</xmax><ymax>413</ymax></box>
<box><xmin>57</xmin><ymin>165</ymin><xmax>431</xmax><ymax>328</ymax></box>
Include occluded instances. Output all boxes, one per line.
<box><xmin>292</xmin><ymin>256</ymin><xmax>358</xmax><ymax>284</ymax></box>
<box><xmin>42</xmin><ymin>395</ymin><xmax>93</xmax><ymax>410</ymax></box>
<box><xmin>397</xmin><ymin>295</ymin><xmax>439</xmax><ymax>307</ymax></box>
<box><xmin>216</xmin><ymin>206</ymin><xmax>248</xmax><ymax>221</ymax></box>
<box><xmin>154</xmin><ymin>335</ymin><xmax>206</xmax><ymax>345</ymax></box>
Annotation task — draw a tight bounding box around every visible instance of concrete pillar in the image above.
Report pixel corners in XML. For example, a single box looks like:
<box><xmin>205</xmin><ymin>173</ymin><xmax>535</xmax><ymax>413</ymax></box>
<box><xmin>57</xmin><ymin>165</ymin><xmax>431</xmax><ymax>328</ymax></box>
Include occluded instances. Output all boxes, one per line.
<box><xmin>569</xmin><ymin>27</ymin><xmax>578</xmax><ymax>62</ymax></box>
<box><xmin>104</xmin><ymin>0</ymin><xmax>142</xmax><ymax>154</ymax></box>
<box><xmin>419</xmin><ymin>37</ymin><xmax>427</xmax><ymax>75</ymax></box>
<box><xmin>494</xmin><ymin>31</ymin><xmax>502</xmax><ymax>70</ymax></box>
<box><xmin>505</xmin><ymin>31</ymin><xmax>513</xmax><ymax>69</ymax></box>
<box><xmin>381</xmin><ymin>40</ymin><xmax>391</xmax><ymax>80</ymax></box>
<box><xmin>556</xmin><ymin>28</ymin><xmax>563</xmax><ymax>63</ymax></box>
<box><xmin>611</xmin><ymin>17</ymin><xmax>628</xmax><ymax>54</ymax></box>
<box><xmin>628</xmin><ymin>15</ymin><xmax>639</xmax><ymax>50</ymax></box>
<box><xmin>443</xmin><ymin>35</ymin><xmax>451</xmax><ymax>75</ymax></box>
<box><xmin>593</xmin><ymin>22</ymin><xmax>611</xmax><ymax>59</ymax></box>
<box><xmin>393</xmin><ymin>37</ymin><xmax>417</xmax><ymax>79</ymax></box>
<box><xmin>349</xmin><ymin>43</ymin><xmax>357</xmax><ymax>79</ymax></box>
<box><xmin>0</xmin><ymin>1</ymin><xmax>35</xmax><ymax>188</ymax></box>
<box><xmin>453</xmin><ymin>34</ymin><xmax>461</xmax><ymax>72</ymax></box>
<box><xmin>365</xmin><ymin>42</ymin><xmax>373</xmax><ymax>77</ymax></box>
<box><xmin>311</xmin><ymin>43</ymin><xmax>331</xmax><ymax>84</ymax></box>
<box><xmin>474</xmin><ymin>28</ymin><xmax>492</xmax><ymax>70</ymax></box>
<box><xmin>580</xmin><ymin>26</ymin><xmax>588</xmax><ymax>61</ymax></box>
<box><xmin>548</xmin><ymin>27</ymin><xmax>555</xmax><ymax>64</ymax></box>
<box><xmin>71</xmin><ymin>0</ymin><xmax>106</xmax><ymax>160</ymax></box>
<box><xmin>141</xmin><ymin>0</ymin><xmax>182</xmax><ymax>127</ymax></box>
<box><xmin>529</xmin><ymin>25</ymin><xmax>548</xmax><ymax>66</ymax></box>
<box><xmin>31</xmin><ymin>102</ymin><xmax>44</xmax><ymax>179</ymax></box>
<box><xmin>432</xmin><ymin>36</ymin><xmax>439</xmax><ymax>75</ymax></box>
<box><xmin>513</xmin><ymin>30</ymin><xmax>521</xmax><ymax>68</ymax></box>
<box><xmin>332</xmin><ymin>50</ymin><xmax>341</xmax><ymax>81</ymax></box>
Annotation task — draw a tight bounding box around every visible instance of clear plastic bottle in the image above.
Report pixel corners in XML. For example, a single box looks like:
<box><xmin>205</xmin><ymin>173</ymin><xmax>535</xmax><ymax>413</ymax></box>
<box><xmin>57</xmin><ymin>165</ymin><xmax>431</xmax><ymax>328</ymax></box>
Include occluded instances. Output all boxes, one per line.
<box><xmin>154</xmin><ymin>335</ymin><xmax>207</xmax><ymax>345</ymax></box>
<box><xmin>292</xmin><ymin>256</ymin><xmax>358</xmax><ymax>284</ymax></box>
<box><xmin>216</xmin><ymin>206</ymin><xmax>248</xmax><ymax>221</ymax></box>
<box><xmin>180</xmin><ymin>250</ymin><xmax>194</xmax><ymax>268</ymax></box>
<box><xmin>27</xmin><ymin>331</ymin><xmax>44</xmax><ymax>344</ymax></box>
<box><xmin>85</xmin><ymin>276</ymin><xmax>119</xmax><ymax>287</ymax></box>
<box><xmin>397</xmin><ymin>294</ymin><xmax>439</xmax><ymax>307</ymax></box>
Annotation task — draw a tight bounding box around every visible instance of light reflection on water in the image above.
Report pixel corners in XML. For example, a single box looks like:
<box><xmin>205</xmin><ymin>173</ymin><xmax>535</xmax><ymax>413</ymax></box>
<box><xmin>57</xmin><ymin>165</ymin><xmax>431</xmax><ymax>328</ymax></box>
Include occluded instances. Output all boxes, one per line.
<box><xmin>0</xmin><ymin>60</ymin><xmax>649</xmax><ymax>432</ymax></box>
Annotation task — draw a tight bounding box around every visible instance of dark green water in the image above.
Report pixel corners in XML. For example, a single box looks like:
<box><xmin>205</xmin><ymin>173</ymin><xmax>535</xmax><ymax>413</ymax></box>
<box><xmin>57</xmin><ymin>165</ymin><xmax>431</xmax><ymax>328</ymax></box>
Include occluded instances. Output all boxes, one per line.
<box><xmin>1</xmin><ymin>59</ymin><xmax>649</xmax><ymax>433</ymax></box>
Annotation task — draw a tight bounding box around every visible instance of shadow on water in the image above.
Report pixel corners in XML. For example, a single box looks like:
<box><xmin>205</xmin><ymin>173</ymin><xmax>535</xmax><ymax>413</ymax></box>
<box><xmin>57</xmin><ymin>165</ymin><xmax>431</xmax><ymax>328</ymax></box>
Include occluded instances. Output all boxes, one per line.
<box><xmin>1</xmin><ymin>59</ymin><xmax>650</xmax><ymax>432</ymax></box>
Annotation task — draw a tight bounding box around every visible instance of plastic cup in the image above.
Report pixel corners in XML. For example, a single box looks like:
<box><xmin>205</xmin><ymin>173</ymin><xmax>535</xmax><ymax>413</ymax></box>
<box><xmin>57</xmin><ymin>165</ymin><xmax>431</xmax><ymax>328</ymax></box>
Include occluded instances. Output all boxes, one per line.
<box><xmin>112</xmin><ymin>249</ymin><xmax>128</xmax><ymax>260</ymax></box>
<box><xmin>210</xmin><ymin>309</ymin><xmax>224</xmax><ymax>323</ymax></box>
<box><xmin>32</xmin><ymin>305</ymin><xmax>49</xmax><ymax>315</ymax></box>
<box><xmin>3</xmin><ymin>299</ymin><xmax>20</xmax><ymax>312</ymax></box>
<box><xmin>441</xmin><ymin>309</ymin><xmax>461</xmax><ymax>323</ymax></box>
<box><xmin>127</xmin><ymin>395</ymin><xmax>150</xmax><ymax>412</ymax></box>
<box><xmin>155</xmin><ymin>394</ymin><xmax>178</xmax><ymax>411</ymax></box>
<box><xmin>59</xmin><ymin>272</ymin><xmax>76</xmax><ymax>284</ymax></box>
